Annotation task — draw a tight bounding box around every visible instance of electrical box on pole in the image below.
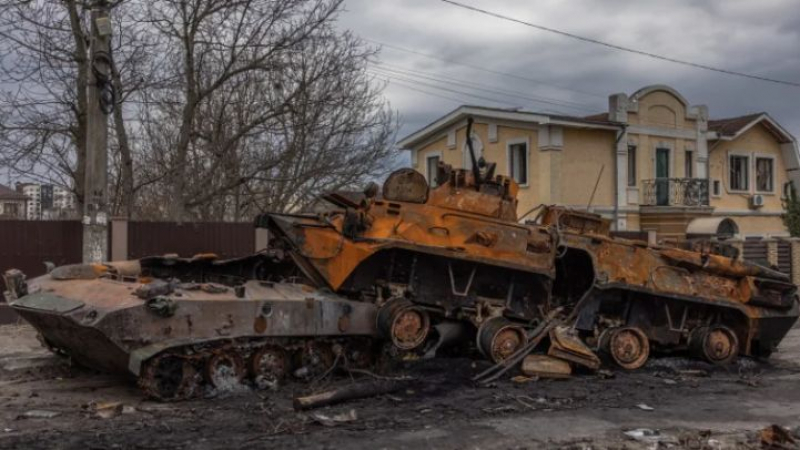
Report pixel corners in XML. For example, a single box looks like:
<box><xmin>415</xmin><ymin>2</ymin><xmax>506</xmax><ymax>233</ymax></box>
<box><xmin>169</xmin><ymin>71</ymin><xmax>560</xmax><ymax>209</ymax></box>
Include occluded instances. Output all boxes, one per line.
<box><xmin>82</xmin><ymin>1</ymin><xmax>112</xmax><ymax>263</ymax></box>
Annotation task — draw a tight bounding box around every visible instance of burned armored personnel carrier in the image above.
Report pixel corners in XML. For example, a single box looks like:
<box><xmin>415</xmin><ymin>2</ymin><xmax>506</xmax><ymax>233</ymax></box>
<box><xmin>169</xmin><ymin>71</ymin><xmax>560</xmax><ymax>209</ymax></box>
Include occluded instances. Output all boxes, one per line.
<box><xmin>4</xmin><ymin>118</ymin><xmax>559</xmax><ymax>399</ymax></box>
<box><xmin>538</xmin><ymin>206</ymin><xmax>799</xmax><ymax>369</ymax></box>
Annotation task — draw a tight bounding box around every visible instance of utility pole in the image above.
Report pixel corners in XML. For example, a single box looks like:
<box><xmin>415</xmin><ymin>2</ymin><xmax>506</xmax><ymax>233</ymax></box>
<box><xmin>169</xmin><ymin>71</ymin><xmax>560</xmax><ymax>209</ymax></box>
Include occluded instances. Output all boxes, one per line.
<box><xmin>82</xmin><ymin>0</ymin><xmax>113</xmax><ymax>263</ymax></box>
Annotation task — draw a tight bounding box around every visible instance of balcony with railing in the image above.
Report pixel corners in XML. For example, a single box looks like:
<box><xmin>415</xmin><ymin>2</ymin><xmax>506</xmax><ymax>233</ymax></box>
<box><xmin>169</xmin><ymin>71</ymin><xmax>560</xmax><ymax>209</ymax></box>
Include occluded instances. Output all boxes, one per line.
<box><xmin>641</xmin><ymin>178</ymin><xmax>709</xmax><ymax>207</ymax></box>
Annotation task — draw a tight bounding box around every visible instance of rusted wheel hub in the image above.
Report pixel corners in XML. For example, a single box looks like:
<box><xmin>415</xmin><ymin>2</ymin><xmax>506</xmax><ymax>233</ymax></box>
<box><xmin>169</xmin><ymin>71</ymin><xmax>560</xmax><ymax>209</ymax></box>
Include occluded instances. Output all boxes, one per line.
<box><xmin>477</xmin><ymin>318</ymin><xmax>526</xmax><ymax>363</ymax></box>
<box><xmin>606</xmin><ymin>327</ymin><xmax>650</xmax><ymax>370</ymax></box>
<box><xmin>251</xmin><ymin>346</ymin><xmax>288</xmax><ymax>389</ymax></box>
<box><xmin>698</xmin><ymin>326</ymin><xmax>739</xmax><ymax>365</ymax></box>
<box><xmin>390</xmin><ymin>308</ymin><xmax>430</xmax><ymax>350</ymax></box>
<box><xmin>140</xmin><ymin>353</ymin><xmax>202</xmax><ymax>401</ymax></box>
<box><xmin>205</xmin><ymin>351</ymin><xmax>245</xmax><ymax>389</ymax></box>
<box><xmin>377</xmin><ymin>299</ymin><xmax>431</xmax><ymax>351</ymax></box>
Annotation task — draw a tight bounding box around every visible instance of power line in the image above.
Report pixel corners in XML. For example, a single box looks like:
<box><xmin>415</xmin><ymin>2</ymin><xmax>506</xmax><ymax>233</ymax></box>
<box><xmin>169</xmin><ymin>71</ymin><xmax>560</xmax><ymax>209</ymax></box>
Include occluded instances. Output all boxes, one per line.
<box><xmin>370</xmin><ymin>62</ymin><xmax>597</xmax><ymax>112</ymax></box>
<box><xmin>368</xmin><ymin>69</ymin><xmax>517</xmax><ymax>106</ymax></box>
<box><xmin>370</xmin><ymin>66</ymin><xmax>593</xmax><ymax>114</ymax></box>
<box><xmin>439</xmin><ymin>0</ymin><xmax>800</xmax><ymax>88</ymax></box>
<box><xmin>374</xmin><ymin>75</ymin><xmax>475</xmax><ymax>105</ymax></box>
<box><xmin>362</xmin><ymin>37</ymin><xmax>606</xmax><ymax>99</ymax></box>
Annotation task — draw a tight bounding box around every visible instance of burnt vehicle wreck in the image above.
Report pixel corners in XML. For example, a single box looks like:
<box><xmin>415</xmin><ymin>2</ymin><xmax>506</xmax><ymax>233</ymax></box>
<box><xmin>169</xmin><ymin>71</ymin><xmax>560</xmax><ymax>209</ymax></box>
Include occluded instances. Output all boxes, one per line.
<box><xmin>538</xmin><ymin>207</ymin><xmax>798</xmax><ymax>369</ymax></box>
<box><xmin>4</xmin><ymin>118</ymin><xmax>798</xmax><ymax>399</ymax></box>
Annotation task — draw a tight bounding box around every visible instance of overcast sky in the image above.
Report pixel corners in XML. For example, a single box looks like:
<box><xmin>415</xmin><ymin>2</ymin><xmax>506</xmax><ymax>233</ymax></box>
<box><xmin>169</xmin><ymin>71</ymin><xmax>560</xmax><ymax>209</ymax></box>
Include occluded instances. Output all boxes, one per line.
<box><xmin>336</xmin><ymin>0</ymin><xmax>800</xmax><ymax>148</ymax></box>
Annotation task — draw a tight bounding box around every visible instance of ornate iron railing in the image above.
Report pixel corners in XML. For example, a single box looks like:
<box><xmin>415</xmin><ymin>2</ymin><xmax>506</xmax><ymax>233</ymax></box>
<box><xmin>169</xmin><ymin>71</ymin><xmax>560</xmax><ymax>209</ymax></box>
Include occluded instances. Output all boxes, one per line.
<box><xmin>641</xmin><ymin>178</ymin><xmax>709</xmax><ymax>207</ymax></box>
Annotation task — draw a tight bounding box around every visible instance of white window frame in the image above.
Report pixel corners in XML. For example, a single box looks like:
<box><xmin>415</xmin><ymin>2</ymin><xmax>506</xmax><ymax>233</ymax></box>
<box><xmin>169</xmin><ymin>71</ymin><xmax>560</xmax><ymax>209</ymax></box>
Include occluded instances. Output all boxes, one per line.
<box><xmin>425</xmin><ymin>151</ymin><xmax>443</xmax><ymax>187</ymax></box>
<box><xmin>506</xmin><ymin>137</ymin><xmax>530</xmax><ymax>187</ymax></box>
<box><xmin>754</xmin><ymin>153</ymin><xmax>776</xmax><ymax>195</ymax></box>
<box><xmin>783</xmin><ymin>181</ymin><xmax>794</xmax><ymax>200</ymax></box>
<box><xmin>728</xmin><ymin>152</ymin><xmax>751</xmax><ymax>193</ymax></box>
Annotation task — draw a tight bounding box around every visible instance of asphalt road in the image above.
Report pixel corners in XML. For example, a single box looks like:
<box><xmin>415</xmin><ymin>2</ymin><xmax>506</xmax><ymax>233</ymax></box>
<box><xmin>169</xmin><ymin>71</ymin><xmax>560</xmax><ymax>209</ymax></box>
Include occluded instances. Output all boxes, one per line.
<box><xmin>0</xmin><ymin>323</ymin><xmax>799</xmax><ymax>449</ymax></box>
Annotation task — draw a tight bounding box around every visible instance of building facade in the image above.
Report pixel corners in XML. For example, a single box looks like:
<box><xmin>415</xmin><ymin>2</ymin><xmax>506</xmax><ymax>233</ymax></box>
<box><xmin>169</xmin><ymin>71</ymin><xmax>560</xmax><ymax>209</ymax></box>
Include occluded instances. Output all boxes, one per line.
<box><xmin>16</xmin><ymin>183</ymin><xmax>77</xmax><ymax>220</ymax></box>
<box><xmin>0</xmin><ymin>184</ymin><xmax>28</xmax><ymax>220</ymax></box>
<box><xmin>398</xmin><ymin>85</ymin><xmax>799</xmax><ymax>239</ymax></box>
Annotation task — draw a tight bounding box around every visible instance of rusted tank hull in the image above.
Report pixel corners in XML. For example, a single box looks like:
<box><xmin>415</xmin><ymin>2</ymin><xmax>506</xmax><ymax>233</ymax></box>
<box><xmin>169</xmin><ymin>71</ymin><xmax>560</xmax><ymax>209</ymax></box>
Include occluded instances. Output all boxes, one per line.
<box><xmin>10</xmin><ymin>275</ymin><xmax>379</xmax><ymax>382</ymax></box>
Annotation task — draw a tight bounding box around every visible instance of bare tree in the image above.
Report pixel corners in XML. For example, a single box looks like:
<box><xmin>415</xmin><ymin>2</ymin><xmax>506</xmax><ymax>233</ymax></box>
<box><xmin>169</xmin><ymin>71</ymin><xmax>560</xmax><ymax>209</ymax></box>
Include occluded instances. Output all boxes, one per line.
<box><xmin>241</xmin><ymin>30</ymin><xmax>397</xmax><ymax>216</ymax></box>
<box><xmin>136</xmin><ymin>0</ymin><xmax>396</xmax><ymax>220</ymax></box>
<box><xmin>0</xmin><ymin>0</ymin><xmax>152</xmax><ymax>217</ymax></box>
<box><xmin>0</xmin><ymin>0</ymin><xmax>397</xmax><ymax>222</ymax></box>
<box><xmin>0</xmin><ymin>0</ymin><xmax>91</xmax><ymax>208</ymax></box>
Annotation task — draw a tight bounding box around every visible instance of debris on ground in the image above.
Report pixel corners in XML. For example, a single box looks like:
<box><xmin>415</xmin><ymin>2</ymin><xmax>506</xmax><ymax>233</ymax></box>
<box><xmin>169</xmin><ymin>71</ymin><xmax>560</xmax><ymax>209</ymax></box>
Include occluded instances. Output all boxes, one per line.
<box><xmin>548</xmin><ymin>326</ymin><xmax>600</xmax><ymax>370</ymax></box>
<box><xmin>85</xmin><ymin>401</ymin><xmax>135</xmax><ymax>419</ymax></box>
<box><xmin>308</xmin><ymin>409</ymin><xmax>358</xmax><ymax>427</ymax></box>
<box><xmin>521</xmin><ymin>354</ymin><xmax>571</xmax><ymax>379</ymax></box>
<box><xmin>293</xmin><ymin>380</ymin><xmax>409</xmax><ymax>411</ymax></box>
<box><xmin>18</xmin><ymin>410</ymin><xmax>60</xmax><ymax>419</ymax></box>
<box><xmin>760</xmin><ymin>424</ymin><xmax>798</xmax><ymax>449</ymax></box>
<box><xmin>636</xmin><ymin>403</ymin><xmax>655</xmax><ymax>411</ymax></box>
<box><xmin>624</xmin><ymin>428</ymin><xmax>677</xmax><ymax>446</ymax></box>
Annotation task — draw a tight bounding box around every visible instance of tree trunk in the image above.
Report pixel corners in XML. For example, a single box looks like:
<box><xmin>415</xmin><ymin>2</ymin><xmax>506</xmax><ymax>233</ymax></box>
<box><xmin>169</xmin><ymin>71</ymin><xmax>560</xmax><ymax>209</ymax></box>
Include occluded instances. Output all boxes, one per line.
<box><xmin>65</xmin><ymin>0</ymin><xmax>89</xmax><ymax>213</ymax></box>
<box><xmin>111</xmin><ymin>63</ymin><xmax>134</xmax><ymax>218</ymax></box>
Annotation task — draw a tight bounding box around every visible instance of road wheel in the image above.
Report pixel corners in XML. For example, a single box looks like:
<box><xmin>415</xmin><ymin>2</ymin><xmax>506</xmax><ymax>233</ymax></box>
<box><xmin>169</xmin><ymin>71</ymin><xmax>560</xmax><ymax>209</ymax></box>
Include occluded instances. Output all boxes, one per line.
<box><xmin>205</xmin><ymin>351</ymin><xmax>246</xmax><ymax>389</ymax></box>
<box><xmin>691</xmin><ymin>325</ymin><xmax>738</xmax><ymax>365</ymax></box>
<box><xmin>603</xmin><ymin>327</ymin><xmax>650</xmax><ymax>370</ymax></box>
<box><xmin>251</xmin><ymin>345</ymin><xmax>289</xmax><ymax>389</ymax></box>
<box><xmin>477</xmin><ymin>317</ymin><xmax>526</xmax><ymax>364</ymax></box>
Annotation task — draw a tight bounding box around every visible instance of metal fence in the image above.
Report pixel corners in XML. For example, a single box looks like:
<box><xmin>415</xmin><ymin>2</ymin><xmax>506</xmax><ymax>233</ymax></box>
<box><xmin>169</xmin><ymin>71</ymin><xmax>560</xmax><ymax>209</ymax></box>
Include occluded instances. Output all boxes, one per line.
<box><xmin>743</xmin><ymin>237</ymin><xmax>770</xmax><ymax>267</ymax></box>
<box><xmin>0</xmin><ymin>220</ymin><xmax>83</xmax><ymax>301</ymax></box>
<box><xmin>126</xmin><ymin>221</ymin><xmax>255</xmax><ymax>259</ymax></box>
<box><xmin>778</xmin><ymin>240</ymin><xmax>792</xmax><ymax>275</ymax></box>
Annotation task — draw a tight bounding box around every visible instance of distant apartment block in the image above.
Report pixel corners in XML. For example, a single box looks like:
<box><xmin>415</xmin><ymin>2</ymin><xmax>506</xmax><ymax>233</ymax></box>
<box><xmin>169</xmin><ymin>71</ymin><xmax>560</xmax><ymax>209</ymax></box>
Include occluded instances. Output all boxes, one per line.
<box><xmin>16</xmin><ymin>183</ymin><xmax>77</xmax><ymax>220</ymax></box>
<box><xmin>0</xmin><ymin>184</ymin><xmax>27</xmax><ymax>219</ymax></box>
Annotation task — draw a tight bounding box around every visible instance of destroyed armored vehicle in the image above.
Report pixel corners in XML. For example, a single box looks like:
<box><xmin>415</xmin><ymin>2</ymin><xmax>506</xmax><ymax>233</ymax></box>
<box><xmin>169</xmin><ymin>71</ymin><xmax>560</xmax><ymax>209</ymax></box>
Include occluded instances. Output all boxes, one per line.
<box><xmin>4</xmin><ymin>116</ymin><xmax>798</xmax><ymax>399</ymax></box>
<box><xmin>5</xmin><ymin>258</ymin><xmax>379</xmax><ymax>400</ymax></box>
<box><xmin>537</xmin><ymin>206</ymin><xmax>799</xmax><ymax>369</ymax></box>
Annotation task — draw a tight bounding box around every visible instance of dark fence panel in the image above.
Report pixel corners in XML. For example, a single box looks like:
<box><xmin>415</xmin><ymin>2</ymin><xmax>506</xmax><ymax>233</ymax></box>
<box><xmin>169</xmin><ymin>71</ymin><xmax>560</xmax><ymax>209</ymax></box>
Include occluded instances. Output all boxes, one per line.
<box><xmin>743</xmin><ymin>238</ymin><xmax>769</xmax><ymax>267</ymax></box>
<box><xmin>0</xmin><ymin>221</ymin><xmax>82</xmax><ymax>301</ymax></box>
<box><xmin>127</xmin><ymin>222</ymin><xmax>254</xmax><ymax>259</ymax></box>
<box><xmin>777</xmin><ymin>240</ymin><xmax>792</xmax><ymax>275</ymax></box>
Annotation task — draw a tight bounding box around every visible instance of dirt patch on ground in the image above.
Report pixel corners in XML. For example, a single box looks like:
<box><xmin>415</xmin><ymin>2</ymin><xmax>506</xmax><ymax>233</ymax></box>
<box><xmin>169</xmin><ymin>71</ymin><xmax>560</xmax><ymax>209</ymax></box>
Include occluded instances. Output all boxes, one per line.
<box><xmin>1</xmin><ymin>324</ymin><xmax>799</xmax><ymax>449</ymax></box>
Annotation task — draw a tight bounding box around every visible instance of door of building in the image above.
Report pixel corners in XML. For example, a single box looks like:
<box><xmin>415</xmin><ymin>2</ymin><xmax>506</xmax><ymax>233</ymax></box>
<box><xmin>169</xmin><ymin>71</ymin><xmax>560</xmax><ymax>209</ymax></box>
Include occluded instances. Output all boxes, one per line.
<box><xmin>656</xmin><ymin>148</ymin><xmax>670</xmax><ymax>206</ymax></box>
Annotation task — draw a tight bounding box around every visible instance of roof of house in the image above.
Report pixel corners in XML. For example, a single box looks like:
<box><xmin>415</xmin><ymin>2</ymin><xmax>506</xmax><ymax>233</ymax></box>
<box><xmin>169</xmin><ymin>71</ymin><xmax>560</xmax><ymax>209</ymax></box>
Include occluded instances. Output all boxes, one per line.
<box><xmin>708</xmin><ymin>113</ymin><xmax>765</xmax><ymax>136</ymax></box>
<box><xmin>397</xmin><ymin>105</ymin><xmax>621</xmax><ymax>149</ymax></box>
<box><xmin>708</xmin><ymin>112</ymin><xmax>794</xmax><ymax>144</ymax></box>
<box><xmin>0</xmin><ymin>184</ymin><xmax>27</xmax><ymax>201</ymax></box>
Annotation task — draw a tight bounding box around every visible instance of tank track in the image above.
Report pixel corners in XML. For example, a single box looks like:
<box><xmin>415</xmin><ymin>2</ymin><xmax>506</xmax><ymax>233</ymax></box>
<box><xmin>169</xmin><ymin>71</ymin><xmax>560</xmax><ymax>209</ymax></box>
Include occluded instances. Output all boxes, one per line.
<box><xmin>138</xmin><ymin>336</ymin><xmax>378</xmax><ymax>401</ymax></box>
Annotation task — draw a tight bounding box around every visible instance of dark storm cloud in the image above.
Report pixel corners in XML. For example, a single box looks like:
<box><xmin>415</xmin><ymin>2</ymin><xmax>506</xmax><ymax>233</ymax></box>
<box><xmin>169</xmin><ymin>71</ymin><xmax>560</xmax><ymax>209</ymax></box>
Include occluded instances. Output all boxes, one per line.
<box><xmin>337</xmin><ymin>0</ymin><xmax>800</xmax><ymax>145</ymax></box>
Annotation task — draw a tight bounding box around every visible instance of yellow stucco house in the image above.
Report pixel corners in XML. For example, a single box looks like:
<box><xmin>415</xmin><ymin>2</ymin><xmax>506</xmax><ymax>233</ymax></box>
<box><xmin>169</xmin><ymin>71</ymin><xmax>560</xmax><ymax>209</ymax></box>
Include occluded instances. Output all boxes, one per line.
<box><xmin>398</xmin><ymin>85</ymin><xmax>800</xmax><ymax>239</ymax></box>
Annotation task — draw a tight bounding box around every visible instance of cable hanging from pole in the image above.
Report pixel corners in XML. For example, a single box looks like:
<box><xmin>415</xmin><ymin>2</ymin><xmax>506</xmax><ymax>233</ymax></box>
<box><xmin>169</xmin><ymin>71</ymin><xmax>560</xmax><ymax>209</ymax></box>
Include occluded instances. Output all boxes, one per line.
<box><xmin>91</xmin><ymin>50</ymin><xmax>116</xmax><ymax>115</ymax></box>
